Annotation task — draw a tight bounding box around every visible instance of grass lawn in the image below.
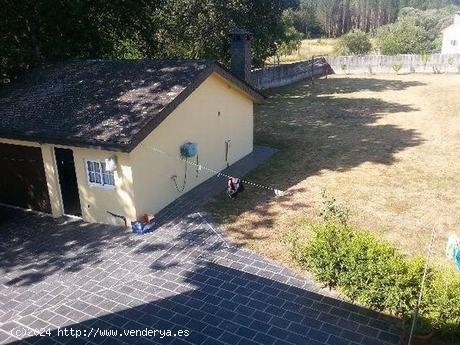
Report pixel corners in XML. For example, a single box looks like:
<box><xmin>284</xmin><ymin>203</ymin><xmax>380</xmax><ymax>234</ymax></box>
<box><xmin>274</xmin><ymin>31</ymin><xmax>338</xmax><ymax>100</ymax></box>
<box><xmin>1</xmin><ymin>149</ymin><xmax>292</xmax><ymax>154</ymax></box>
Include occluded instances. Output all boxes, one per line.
<box><xmin>208</xmin><ymin>74</ymin><xmax>460</xmax><ymax>272</ymax></box>
<box><xmin>269</xmin><ymin>38</ymin><xmax>338</xmax><ymax>64</ymax></box>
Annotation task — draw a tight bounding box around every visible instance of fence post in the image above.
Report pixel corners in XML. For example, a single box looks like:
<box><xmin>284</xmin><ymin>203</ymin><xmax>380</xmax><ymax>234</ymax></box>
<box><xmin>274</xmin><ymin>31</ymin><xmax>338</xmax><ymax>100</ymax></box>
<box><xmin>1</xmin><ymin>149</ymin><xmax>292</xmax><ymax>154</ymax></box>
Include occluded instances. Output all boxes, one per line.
<box><xmin>324</xmin><ymin>56</ymin><xmax>328</xmax><ymax>79</ymax></box>
<box><xmin>311</xmin><ymin>55</ymin><xmax>315</xmax><ymax>85</ymax></box>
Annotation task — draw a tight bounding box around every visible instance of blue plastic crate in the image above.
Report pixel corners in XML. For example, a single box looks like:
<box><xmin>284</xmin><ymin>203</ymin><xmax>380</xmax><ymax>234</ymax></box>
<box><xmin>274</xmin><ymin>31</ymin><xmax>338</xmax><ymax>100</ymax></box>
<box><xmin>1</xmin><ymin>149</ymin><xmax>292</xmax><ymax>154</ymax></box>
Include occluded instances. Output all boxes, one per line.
<box><xmin>131</xmin><ymin>220</ymin><xmax>155</xmax><ymax>235</ymax></box>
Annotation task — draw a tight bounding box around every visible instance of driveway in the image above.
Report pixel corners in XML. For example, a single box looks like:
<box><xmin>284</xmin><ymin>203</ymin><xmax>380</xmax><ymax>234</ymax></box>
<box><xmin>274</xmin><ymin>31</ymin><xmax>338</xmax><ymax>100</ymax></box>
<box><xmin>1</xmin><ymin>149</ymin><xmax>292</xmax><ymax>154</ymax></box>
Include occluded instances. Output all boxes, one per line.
<box><xmin>0</xmin><ymin>147</ymin><xmax>400</xmax><ymax>345</ymax></box>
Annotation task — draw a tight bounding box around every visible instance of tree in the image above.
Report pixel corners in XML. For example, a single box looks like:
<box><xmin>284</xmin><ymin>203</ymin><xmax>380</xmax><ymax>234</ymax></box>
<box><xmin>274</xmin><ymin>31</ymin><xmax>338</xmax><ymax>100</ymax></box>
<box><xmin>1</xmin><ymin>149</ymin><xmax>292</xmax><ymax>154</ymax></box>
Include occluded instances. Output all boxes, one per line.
<box><xmin>335</xmin><ymin>30</ymin><xmax>372</xmax><ymax>55</ymax></box>
<box><xmin>376</xmin><ymin>5</ymin><xmax>458</xmax><ymax>54</ymax></box>
<box><xmin>151</xmin><ymin>0</ymin><xmax>298</xmax><ymax>67</ymax></box>
<box><xmin>398</xmin><ymin>5</ymin><xmax>459</xmax><ymax>49</ymax></box>
<box><xmin>291</xmin><ymin>0</ymin><xmax>323</xmax><ymax>36</ymax></box>
<box><xmin>291</xmin><ymin>0</ymin><xmax>459</xmax><ymax>38</ymax></box>
<box><xmin>399</xmin><ymin>0</ymin><xmax>460</xmax><ymax>9</ymax></box>
<box><xmin>0</xmin><ymin>0</ymin><xmax>160</xmax><ymax>83</ymax></box>
<box><xmin>0</xmin><ymin>0</ymin><xmax>299</xmax><ymax>84</ymax></box>
<box><xmin>296</xmin><ymin>0</ymin><xmax>400</xmax><ymax>37</ymax></box>
<box><xmin>376</xmin><ymin>20</ymin><xmax>433</xmax><ymax>54</ymax></box>
<box><xmin>275</xmin><ymin>11</ymin><xmax>304</xmax><ymax>59</ymax></box>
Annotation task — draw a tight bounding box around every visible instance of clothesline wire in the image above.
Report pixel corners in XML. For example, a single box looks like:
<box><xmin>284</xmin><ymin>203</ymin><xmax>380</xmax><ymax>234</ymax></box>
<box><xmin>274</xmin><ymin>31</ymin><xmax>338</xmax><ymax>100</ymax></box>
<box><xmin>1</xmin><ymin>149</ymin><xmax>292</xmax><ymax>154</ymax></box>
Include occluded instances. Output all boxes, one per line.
<box><xmin>408</xmin><ymin>224</ymin><xmax>437</xmax><ymax>345</ymax></box>
<box><xmin>140</xmin><ymin>143</ymin><xmax>284</xmax><ymax>196</ymax></box>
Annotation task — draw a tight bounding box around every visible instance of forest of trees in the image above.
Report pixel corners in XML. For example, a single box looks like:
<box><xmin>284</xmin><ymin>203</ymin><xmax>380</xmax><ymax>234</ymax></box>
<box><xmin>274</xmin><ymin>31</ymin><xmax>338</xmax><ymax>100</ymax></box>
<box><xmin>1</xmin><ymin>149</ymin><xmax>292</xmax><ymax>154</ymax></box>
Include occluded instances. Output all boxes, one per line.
<box><xmin>0</xmin><ymin>0</ymin><xmax>298</xmax><ymax>84</ymax></box>
<box><xmin>2</xmin><ymin>0</ymin><xmax>460</xmax><ymax>85</ymax></box>
<box><xmin>291</xmin><ymin>0</ymin><xmax>460</xmax><ymax>37</ymax></box>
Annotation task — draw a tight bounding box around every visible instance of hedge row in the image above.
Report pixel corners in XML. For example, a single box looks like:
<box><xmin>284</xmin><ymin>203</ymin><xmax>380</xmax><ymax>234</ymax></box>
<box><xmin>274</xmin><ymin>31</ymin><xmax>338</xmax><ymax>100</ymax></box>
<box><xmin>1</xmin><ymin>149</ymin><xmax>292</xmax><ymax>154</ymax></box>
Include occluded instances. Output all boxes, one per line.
<box><xmin>292</xmin><ymin>222</ymin><xmax>460</xmax><ymax>336</ymax></box>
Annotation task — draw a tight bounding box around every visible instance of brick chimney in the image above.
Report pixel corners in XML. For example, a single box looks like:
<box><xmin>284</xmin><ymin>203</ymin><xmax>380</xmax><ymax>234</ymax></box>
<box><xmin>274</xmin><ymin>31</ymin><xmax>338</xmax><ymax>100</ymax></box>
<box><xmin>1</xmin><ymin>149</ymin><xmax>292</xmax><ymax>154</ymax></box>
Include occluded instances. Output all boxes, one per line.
<box><xmin>229</xmin><ymin>28</ymin><xmax>252</xmax><ymax>84</ymax></box>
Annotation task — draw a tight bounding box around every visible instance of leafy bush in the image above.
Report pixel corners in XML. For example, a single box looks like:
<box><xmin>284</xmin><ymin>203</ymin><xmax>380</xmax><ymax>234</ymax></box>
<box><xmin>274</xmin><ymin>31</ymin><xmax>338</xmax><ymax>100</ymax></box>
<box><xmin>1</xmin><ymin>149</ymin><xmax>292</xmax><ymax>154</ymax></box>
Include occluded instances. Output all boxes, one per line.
<box><xmin>335</xmin><ymin>30</ymin><xmax>372</xmax><ymax>55</ymax></box>
<box><xmin>376</xmin><ymin>20</ymin><xmax>433</xmax><ymax>54</ymax></box>
<box><xmin>398</xmin><ymin>5</ymin><xmax>459</xmax><ymax>50</ymax></box>
<box><xmin>293</xmin><ymin>222</ymin><xmax>352</xmax><ymax>287</ymax></box>
<box><xmin>276</xmin><ymin>11</ymin><xmax>303</xmax><ymax>58</ymax></box>
<box><xmin>1</xmin><ymin>0</ymin><xmax>297</xmax><ymax>83</ymax></box>
<box><xmin>293</xmin><ymin>221</ymin><xmax>460</xmax><ymax>337</ymax></box>
<box><xmin>422</xmin><ymin>270</ymin><xmax>460</xmax><ymax>335</ymax></box>
<box><xmin>420</xmin><ymin>52</ymin><xmax>430</xmax><ymax>65</ymax></box>
<box><xmin>392</xmin><ymin>62</ymin><xmax>403</xmax><ymax>73</ymax></box>
<box><xmin>402</xmin><ymin>316</ymin><xmax>433</xmax><ymax>337</ymax></box>
<box><xmin>112</xmin><ymin>37</ymin><xmax>144</xmax><ymax>59</ymax></box>
<box><xmin>297</xmin><ymin>222</ymin><xmax>423</xmax><ymax>312</ymax></box>
<box><xmin>375</xmin><ymin>6</ymin><xmax>458</xmax><ymax>55</ymax></box>
<box><xmin>319</xmin><ymin>189</ymin><xmax>349</xmax><ymax>226</ymax></box>
<box><xmin>340</xmin><ymin>231</ymin><xmax>424</xmax><ymax>313</ymax></box>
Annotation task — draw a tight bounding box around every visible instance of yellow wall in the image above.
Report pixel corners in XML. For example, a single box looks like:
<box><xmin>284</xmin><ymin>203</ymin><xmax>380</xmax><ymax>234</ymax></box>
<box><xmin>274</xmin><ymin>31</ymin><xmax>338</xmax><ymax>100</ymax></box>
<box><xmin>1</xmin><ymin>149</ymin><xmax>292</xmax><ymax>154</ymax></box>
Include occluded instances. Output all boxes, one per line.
<box><xmin>130</xmin><ymin>72</ymin><xmax>254</xmax><ymax>217</ymax></box>
<box><xmin>41</xmin><ymin>144</ymin><xmax>64</xmax><ymax>217</ymax></box>
<box><xmin>72</xmin><ymin>148</ymin><xmax>136</xmax><ymax>225</ymax></box>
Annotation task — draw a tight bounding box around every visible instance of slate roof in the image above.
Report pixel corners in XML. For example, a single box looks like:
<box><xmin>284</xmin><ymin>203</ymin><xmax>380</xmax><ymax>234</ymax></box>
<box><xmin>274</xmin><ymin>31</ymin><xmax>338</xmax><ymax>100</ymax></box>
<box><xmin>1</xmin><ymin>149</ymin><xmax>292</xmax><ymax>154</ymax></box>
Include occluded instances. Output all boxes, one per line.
<box><xmin>0</xmin><ymin>59</ymin><xmax>263</xmax><ymax>152</ymax></box>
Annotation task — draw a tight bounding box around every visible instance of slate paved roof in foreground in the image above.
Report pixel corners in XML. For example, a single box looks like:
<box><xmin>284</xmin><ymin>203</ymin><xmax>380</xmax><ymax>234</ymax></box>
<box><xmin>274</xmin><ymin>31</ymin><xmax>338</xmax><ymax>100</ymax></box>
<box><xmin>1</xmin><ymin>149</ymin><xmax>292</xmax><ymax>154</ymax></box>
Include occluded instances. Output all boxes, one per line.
<box><xmin>0</xmin><ymin>59</ymin><xmax>263</xmax><ymax>152</ymax></box>
<box><xmin>0</xmin><ymin>147</ymin><xmax>400</xmax><ymax>345</ymax></box>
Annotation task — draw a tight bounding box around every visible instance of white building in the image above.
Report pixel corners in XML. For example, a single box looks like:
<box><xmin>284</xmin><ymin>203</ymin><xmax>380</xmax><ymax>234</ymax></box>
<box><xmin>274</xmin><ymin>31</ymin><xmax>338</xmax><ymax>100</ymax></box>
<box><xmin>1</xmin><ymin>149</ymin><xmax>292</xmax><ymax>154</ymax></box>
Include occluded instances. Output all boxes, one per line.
<box><xmin>442</xmin><ymin>12</ymin><xmax>460</xmax><ymax>54</ymax></box>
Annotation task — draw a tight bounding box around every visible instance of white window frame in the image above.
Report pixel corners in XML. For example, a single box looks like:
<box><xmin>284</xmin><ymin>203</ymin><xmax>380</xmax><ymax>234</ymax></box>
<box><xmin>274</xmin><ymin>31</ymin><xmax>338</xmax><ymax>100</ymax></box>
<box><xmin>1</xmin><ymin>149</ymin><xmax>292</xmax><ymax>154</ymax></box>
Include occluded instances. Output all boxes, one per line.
<box><xmin>85</xmin><ymin>159</ymin><xmax>116</xmax><ymax>189</ymax></box>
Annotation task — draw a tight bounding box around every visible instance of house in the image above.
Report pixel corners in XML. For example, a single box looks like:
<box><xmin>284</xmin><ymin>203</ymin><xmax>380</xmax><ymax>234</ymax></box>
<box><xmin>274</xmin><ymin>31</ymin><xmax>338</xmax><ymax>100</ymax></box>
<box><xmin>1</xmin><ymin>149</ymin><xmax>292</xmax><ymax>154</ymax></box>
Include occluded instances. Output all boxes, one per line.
<box><xmin>0</xmin><ymin>30</ymin><xmax>262</xmax><ymax>225</ymax></box>
<box><xmin>441</xmin><ymin>12</ymin><xmax>460</xmax><ymax>54</ymax></box>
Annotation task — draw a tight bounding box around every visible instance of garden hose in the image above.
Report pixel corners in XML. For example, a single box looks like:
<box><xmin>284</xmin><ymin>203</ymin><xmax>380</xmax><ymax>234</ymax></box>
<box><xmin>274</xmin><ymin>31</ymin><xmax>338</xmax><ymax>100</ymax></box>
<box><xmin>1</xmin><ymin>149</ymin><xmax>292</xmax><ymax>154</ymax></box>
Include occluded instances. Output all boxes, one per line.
<box><xmin>172</xmin><ymin>158</ymin><xmax>188</xmax><ymax>193</ymax></box>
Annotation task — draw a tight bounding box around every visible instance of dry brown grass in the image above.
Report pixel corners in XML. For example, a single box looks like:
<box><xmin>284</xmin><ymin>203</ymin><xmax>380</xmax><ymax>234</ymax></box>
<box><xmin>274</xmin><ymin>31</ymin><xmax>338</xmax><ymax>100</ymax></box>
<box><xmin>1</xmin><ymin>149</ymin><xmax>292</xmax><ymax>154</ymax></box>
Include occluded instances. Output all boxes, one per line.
<box><xmin>208</xmin><ymin>74</ymin><xmax>460</xmax><ymax>272</ymax></box>
<box><xmin>270</xmin><ymin>38</ymin><xmax>338</xmax><ymax>64</ymax></box>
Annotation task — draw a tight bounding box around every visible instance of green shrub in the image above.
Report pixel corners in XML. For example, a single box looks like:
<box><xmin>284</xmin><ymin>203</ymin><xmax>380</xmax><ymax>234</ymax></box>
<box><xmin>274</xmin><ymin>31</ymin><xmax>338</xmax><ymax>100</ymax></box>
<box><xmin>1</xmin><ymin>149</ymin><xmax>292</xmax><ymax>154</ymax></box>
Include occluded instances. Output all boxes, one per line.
<box><xmin>376</xmin><ymin>20</ymin><xmax>433</xmax><ymax>55</ymax></box>
<box><xmin>293</xmin><ymin>221</ymin><xmax>460</xmax><ymax>338</ymax></box>
<box><xmin>112</xmin><ymin>37</ymin><xmax>144</xmax><ymax>59</ymax></box>
<box><xmin>420</xmin><ymin>52</ymin><xmax>430</xmax><ymax>65</ymax></box>
<box><xmin>335</xmin><ymin>30</ymin><xmax>372</xmax><ymax>55</ymax></box>
<box><xmin>402</xmin><ymin>316</ymin><xmax>433</xmax><ymax>337</ymax></box>
<box><xmin>392</xmin><ymin>62</ymin><xmax>403</xmax><ymax>73</ymax></box>
<box><xmin>422</xmin><ymin>270</ymin><xmax>460</xmax><ymax>335</ymax></box>
<box><xmin>339</xmin><ymin>231</ymin><xmax>424</xmax><ymax>313</ymax></box>
<box><xmin>276</xmin><ymin>11</ymin><xmax>303</xmax><ymax>57</ymax></box>
<box><xmin>319</xmin><ymin>189</ymin><xmax>349</xmax><ymax>226</ymax></box>
<box><xmin>294</xmin><ymin>222</ymin><xmax>352</xmax><ymax>287</ymax></box>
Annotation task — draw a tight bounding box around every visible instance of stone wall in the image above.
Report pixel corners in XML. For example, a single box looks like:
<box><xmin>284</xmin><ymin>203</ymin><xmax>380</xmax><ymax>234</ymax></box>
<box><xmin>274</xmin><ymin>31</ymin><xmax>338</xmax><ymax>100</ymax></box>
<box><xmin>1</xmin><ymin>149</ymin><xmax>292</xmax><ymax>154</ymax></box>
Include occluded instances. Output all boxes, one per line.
<box><xmin>326</xmin><ymin>54</ymin><xmax>460</xmax><ymax>74</ymax></box>
<box><xmin>251</xmin><ymin>58</ymin><xmax>332</xmax><ymax>90</ymax></box>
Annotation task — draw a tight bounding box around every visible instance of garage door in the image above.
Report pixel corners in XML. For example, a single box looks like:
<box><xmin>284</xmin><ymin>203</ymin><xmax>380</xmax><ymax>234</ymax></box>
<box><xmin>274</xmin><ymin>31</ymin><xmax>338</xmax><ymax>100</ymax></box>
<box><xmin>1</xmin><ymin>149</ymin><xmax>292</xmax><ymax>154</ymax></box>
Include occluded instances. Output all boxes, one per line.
<box><xmin>0</xmin><ymin>143</ymin><xmax>51</xmax><ymax>213</ymax></box>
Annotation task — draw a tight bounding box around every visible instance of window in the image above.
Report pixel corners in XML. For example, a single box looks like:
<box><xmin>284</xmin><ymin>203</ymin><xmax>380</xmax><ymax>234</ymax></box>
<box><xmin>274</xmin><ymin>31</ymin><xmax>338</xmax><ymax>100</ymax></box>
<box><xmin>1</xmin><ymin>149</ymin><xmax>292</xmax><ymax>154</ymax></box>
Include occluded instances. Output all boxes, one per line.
<box><xmin>451</xmin><ymin>40</ymin><xmax>457</xmax><ymax>46</ymax></box>
<box><xmin>86</xmin><ymin>160</ymin><xmax>115</xmax><ymax>188</ymax></box>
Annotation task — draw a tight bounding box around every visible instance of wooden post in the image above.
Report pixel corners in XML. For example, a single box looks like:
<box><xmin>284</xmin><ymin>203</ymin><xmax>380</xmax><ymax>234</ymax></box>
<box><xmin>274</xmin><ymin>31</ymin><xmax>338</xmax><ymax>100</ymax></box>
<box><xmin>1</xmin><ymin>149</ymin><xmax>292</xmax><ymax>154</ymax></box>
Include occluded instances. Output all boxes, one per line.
<box><xmin>311</xmin><ymin>55</ymin><xmax>315</xmax><ymax>85</ymax></box>
<box><xmin>325</xmin><ymin>56</ymin><xmax>328</xmax><ymax>79</ymax></box>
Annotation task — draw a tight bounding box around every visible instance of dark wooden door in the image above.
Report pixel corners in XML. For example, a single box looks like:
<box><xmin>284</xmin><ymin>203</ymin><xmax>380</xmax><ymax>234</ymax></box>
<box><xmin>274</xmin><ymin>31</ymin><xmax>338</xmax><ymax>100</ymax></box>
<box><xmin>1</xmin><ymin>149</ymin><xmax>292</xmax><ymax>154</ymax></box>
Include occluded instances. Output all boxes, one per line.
<box><xmin>0</xmin><ymin>143</ymin><xmax>51</xmax><ymax>213</ymax></box>
<box><xmin>55</xmin><ymin>148</ymin><xmax>81</xmax><ymax>216</ymax></box>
